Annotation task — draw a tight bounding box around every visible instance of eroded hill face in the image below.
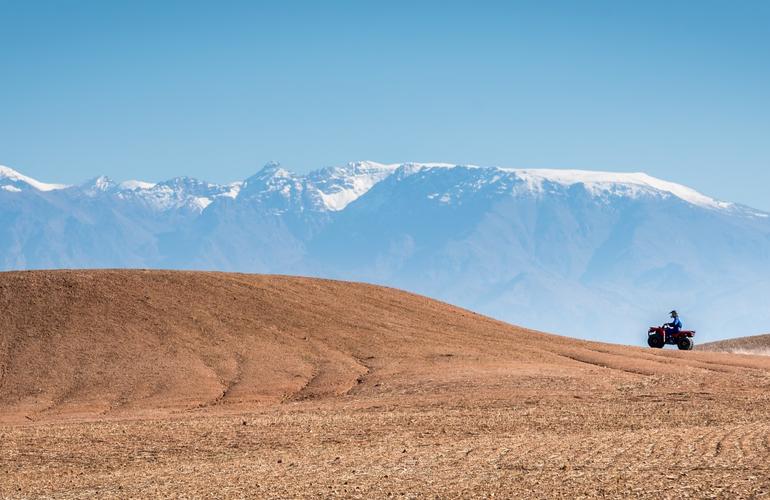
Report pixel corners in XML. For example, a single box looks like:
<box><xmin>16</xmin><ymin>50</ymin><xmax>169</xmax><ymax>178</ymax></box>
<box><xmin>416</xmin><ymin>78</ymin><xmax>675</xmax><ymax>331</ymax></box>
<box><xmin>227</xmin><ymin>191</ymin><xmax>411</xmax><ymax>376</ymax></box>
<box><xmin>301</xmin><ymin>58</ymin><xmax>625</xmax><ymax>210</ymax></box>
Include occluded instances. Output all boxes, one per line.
<box><xmin>2</xmin><ymin>270</ymin><xmax>770</xmax><ymax>424</ymax></box>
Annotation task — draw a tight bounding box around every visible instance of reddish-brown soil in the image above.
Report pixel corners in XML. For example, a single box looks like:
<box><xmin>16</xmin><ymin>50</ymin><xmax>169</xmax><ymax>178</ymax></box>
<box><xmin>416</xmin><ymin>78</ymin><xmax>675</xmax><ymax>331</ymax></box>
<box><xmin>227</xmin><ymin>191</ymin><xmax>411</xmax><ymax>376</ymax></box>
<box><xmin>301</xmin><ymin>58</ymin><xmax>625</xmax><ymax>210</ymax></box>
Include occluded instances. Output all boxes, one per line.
<box><xmin>2</xmin><ymin>270</ymin><xmax>770</xmax><ymax>498</ymax></box>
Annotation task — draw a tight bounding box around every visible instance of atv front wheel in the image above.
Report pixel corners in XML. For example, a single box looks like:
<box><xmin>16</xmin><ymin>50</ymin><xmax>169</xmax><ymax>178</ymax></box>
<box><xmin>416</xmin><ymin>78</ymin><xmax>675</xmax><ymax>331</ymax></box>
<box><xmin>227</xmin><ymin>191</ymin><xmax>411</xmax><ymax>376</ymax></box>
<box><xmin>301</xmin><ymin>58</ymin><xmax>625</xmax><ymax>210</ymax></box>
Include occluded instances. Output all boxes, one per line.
<box><xmin>648</xmin><ymin>333</ymin><xmax>664</xmax><ymax>349</ymax></box>
<box><xmin>677</xmin><ymin>337</ymin><xmax>694</xmax><ymax>351</ymax></box>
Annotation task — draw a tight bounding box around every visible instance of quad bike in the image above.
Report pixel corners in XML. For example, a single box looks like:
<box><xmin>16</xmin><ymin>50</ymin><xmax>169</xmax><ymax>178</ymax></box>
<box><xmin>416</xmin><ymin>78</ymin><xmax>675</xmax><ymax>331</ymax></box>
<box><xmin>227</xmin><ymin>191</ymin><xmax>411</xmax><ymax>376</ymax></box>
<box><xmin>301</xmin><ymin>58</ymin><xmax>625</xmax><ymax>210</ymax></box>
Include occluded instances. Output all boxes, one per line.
<box><xmin>647</xmin><ymin>326</ymin><xmax>695</xmax><ymax>350</ymax></box>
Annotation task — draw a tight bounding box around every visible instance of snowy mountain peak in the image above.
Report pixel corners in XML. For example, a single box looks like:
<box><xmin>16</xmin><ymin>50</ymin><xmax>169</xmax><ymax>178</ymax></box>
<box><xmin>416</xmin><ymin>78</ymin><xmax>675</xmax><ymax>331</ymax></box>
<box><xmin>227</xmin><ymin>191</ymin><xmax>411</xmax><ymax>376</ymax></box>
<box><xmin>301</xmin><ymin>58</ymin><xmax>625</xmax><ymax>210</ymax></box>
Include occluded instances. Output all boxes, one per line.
<box><xmin>256</xmin><ymin>161</ymin><xmax>292</xmax><ymax>178</ymax></box>
<box><xmin>81</xmin><ymin>176</ymin><xmax>117</xmax><ymax>193</ymax></box>
<box><xmin>118</xmin><ymin>180</ymin><xmax>157</xmax><ymax>191</ymax></box>
<box><xmin>310</xmin><ymin>161</ymin><xmax>401</xmax><ymax>211</ymax></box>
<box><xmin>377</xmin><ymin>163</ymin><xmax>735</xmax><ymax>212</ymax></box>
<box><xmin>0</xmin><ymin>165</ymin><xmax>69</xmax><ymax>192</ymax></box>
<box><xmin>508</xmin><ymin>168</ymin><xmax>733</xmax><ymax>211</ymax></box>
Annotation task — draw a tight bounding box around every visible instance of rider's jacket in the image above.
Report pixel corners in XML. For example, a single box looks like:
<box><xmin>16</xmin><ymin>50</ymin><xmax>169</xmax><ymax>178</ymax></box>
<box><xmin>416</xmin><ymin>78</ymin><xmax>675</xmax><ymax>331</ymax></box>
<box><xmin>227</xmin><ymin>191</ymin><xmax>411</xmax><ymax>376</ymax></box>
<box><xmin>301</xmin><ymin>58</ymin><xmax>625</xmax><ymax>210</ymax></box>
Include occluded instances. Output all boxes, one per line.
<box><xmin>669</xmin><ymin>317</ymin><xmax>682</xmax><ymax>330</ymax></box>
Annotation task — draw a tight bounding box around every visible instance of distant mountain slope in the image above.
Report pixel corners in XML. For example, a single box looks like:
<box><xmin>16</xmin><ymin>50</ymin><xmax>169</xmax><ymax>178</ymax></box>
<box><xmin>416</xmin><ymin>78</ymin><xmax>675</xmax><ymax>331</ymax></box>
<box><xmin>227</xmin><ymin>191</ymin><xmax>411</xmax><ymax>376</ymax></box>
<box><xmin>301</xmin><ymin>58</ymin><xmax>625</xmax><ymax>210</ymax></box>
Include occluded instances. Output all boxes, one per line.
<box><xmin>2</xmin><ymin>162</ymin><xmax>770</xmax><ymax>343</ymax></box>
<box><xmin>698</xmin><ymin>333</ymin><xmax>770</xmax><ymax>355</ymax></box>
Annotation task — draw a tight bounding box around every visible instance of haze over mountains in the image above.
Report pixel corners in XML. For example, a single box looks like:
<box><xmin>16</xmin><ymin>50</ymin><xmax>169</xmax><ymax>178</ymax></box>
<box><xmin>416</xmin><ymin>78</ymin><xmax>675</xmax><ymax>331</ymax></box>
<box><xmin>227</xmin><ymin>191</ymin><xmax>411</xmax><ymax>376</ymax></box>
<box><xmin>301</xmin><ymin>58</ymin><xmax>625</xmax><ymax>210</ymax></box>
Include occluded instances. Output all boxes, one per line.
<box><xmin>2</xmin><ymin>161</ymin><xmax>769</xmax><ymax>343</ymax></box>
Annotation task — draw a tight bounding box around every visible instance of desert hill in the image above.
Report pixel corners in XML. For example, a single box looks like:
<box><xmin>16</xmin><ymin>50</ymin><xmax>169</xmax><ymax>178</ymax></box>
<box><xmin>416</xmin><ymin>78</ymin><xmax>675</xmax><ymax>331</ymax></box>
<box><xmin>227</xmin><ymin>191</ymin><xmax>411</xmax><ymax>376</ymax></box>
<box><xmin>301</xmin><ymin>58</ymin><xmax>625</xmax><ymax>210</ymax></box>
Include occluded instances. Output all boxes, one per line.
<box><xmin>2</xmin><ymin>269</ymin><xmax>769</xmax><ymax>423</ymax></box>
<box><xmin>698</xmin><ymin>333</ymin><xmax>770</xmax><ymax>355</ymax></box>
<box><xmin>4</xmin><ymin>271</ymin><xmax>770</xmax><ymax>497</ymax></box>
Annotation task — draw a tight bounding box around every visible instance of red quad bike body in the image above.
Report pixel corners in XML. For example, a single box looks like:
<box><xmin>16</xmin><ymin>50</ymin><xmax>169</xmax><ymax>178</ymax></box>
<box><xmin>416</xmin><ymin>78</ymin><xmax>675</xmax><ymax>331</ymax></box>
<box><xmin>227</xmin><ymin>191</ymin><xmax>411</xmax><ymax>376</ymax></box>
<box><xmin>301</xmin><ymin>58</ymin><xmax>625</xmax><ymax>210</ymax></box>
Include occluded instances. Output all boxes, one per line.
<box><xmin>647</xmin><ymin>326</ymin><xmax>695</xmax><ymax>350</ymax></box>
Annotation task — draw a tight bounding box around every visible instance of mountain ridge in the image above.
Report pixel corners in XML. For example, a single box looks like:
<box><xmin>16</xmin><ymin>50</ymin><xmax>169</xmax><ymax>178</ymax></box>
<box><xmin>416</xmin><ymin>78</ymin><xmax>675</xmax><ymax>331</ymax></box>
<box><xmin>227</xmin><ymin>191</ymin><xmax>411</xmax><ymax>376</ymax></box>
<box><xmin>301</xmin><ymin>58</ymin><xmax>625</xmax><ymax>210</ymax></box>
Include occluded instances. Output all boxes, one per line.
<box><xmin>2</xmin><ymin>161</ymin><xmax>762</xmax><ymax>215</ymax></box>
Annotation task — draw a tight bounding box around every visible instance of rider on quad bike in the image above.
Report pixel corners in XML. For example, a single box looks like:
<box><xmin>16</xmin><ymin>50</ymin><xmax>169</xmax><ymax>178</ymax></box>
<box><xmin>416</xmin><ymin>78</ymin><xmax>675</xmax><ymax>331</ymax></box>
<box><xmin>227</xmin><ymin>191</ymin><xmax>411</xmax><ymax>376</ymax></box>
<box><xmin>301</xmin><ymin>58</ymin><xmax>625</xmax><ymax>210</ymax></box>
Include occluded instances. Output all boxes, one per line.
<box><xmin>647</xmin><ymin>309</ymin><xmax>695</xmax><ymax>350</ymax></box>
<box><xmin>664</xmin><ymin>310</ymin><xmax>682</xmax><ymax>336</ymax></box>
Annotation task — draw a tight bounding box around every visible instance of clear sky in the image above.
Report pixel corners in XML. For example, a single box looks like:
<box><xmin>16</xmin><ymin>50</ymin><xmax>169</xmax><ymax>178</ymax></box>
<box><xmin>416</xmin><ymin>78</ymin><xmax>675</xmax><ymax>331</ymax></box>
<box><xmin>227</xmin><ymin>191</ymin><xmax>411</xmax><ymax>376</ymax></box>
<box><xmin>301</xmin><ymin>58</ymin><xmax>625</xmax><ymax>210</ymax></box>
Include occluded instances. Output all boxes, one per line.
<box><xmin>2</xmin><ymin>1</ymin><xmax>769</xmax><ymax>209</ymax></box>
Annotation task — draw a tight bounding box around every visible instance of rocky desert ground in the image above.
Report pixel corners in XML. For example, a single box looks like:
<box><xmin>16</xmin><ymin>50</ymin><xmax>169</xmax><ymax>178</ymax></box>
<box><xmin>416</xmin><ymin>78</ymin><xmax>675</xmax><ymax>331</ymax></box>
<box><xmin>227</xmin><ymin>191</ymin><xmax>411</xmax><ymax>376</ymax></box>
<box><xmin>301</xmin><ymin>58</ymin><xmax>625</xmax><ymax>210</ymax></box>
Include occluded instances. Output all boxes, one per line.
<box><xmin>2</xmin><ymin>270</ymin><xmax>770</xmax><ymax>498</ymax></box>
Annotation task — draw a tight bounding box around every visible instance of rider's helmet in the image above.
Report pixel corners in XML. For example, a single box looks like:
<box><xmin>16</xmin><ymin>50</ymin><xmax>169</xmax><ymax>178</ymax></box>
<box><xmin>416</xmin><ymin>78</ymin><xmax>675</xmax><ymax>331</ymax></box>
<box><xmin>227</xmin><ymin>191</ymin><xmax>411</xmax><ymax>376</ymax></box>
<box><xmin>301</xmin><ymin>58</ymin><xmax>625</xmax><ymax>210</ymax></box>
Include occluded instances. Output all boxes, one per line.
<box><xmin>670</xmin><ymin>310</ymin><xmax>678</xmax><ymax>318</ymax></box>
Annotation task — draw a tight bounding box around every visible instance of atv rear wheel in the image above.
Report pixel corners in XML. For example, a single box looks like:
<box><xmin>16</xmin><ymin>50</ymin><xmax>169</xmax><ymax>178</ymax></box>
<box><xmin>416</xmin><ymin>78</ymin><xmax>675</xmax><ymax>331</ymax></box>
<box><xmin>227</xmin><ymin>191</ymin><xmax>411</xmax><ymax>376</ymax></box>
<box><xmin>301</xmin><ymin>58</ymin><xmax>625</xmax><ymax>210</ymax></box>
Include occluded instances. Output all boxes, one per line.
<box><xmin>648</xmin><ymin>333</ymin><xmax>664</xmax><ymax>348</ymax></box>
<box><xmin>677</xmin><ymin>337</ymin><xmax>694</xmax><ymax>351</ymax></box>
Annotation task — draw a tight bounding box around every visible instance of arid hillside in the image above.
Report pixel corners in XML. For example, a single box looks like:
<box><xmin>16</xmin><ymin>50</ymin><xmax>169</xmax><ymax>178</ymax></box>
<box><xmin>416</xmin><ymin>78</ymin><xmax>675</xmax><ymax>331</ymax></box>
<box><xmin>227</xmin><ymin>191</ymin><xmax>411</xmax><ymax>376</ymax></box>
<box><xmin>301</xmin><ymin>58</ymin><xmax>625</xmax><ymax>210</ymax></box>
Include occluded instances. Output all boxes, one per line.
<box><xmin>2</xmin><ymin>270</ymin><xmax>770</xmax><ymax>498</ymax></box>
<box><xmin>1</xmin><ymin>269</ymin><xmax>596</xmax><ymax>420</ymax></box>
<box><xmin>1</xmin><ymin>269</ymin><xmax>765</xmax><ymax>421</ymax></box>
<box><xmin>698</xmin><ymin>333</ymin><xmax>770</xmax><ymax>355</ymax></box>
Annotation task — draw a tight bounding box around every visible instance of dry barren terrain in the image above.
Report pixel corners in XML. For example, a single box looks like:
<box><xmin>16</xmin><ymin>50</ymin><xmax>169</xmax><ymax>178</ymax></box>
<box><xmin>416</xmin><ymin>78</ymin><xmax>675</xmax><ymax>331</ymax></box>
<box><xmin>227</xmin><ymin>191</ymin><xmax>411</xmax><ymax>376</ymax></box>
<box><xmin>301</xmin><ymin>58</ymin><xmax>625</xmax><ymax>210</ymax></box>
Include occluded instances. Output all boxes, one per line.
<box><xmin>699</xmin><ymin>333</ymin><xmax>770</xmax><ymax>356</ymax></box>
<box><xmin>2</xmin><ymin>270</ymin><xmax>770</xmax><ymax>498</ymax></box>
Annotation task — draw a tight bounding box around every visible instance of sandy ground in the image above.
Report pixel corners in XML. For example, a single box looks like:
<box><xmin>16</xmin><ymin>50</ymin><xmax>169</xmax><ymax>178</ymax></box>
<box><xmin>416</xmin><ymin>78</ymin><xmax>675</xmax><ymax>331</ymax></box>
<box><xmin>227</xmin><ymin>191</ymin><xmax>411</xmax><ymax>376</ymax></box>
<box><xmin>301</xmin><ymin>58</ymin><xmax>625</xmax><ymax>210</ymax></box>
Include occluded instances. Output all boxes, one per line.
<box><xmin>2</xmin><ymin>270</ymin><xmax>770</xmax><ymax>498</ymax></box>
<box><xmin>700</xmin><ymin>333</ymin><xmax>770</xmax><ymax>357</ymax></box>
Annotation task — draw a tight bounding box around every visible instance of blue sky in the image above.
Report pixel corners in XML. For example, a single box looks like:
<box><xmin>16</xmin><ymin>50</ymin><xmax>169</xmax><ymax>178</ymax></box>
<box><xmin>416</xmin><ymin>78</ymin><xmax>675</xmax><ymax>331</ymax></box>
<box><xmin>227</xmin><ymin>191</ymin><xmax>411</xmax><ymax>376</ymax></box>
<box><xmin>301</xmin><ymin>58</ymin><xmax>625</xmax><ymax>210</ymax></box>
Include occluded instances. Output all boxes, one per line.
<box><xmin>2</xmin><ymin>1</ymin><xmax>769</xmax><ymax>208</ymax></box>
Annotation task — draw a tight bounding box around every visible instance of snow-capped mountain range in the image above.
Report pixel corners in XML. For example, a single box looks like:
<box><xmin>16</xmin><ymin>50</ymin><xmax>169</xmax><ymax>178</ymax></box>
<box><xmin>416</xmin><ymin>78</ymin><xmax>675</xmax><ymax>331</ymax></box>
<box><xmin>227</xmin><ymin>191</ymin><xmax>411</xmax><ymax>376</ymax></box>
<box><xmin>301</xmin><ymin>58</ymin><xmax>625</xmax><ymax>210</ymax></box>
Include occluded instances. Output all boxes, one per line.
<box><xmin>79</xmin><ymin>174</ymin><xmax>242</xmax><ymax>213</ymax></box>
<box><xmin>2</xmin><ymin>161</ymin><xmax>769</xmax><ymax>343</ymax></box>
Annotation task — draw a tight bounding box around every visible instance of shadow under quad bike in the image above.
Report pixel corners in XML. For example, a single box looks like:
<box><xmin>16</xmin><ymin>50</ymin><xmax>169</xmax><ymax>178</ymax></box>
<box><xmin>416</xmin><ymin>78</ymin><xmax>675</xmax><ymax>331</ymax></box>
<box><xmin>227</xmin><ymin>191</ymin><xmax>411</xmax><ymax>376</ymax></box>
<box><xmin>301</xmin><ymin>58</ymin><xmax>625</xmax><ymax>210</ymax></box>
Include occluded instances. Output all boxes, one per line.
<box><xmin>647</xmin><ymin>326</ymin><xmax>695</xmax><ymax>350</ymax></box>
